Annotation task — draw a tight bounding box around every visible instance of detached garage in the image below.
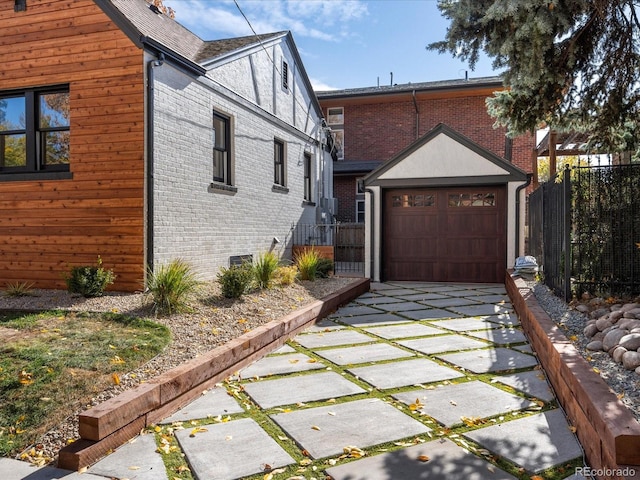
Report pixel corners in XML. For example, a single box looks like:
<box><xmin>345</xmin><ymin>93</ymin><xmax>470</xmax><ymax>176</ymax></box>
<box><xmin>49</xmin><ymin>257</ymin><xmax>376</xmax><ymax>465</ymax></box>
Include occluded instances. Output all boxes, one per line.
<box><xmin>363</xmin><ymin>124</ymin><xmax>529</xmax><ymax>284</ymax></box>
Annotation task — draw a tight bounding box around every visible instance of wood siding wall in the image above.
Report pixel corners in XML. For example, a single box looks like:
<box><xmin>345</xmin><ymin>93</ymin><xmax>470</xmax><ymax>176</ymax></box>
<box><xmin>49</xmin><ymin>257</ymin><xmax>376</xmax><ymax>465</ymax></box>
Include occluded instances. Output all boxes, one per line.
<box><xmin>0</xmin><ymin>0</ymin><xmax>145</xmax><ymax>291</ymax></box>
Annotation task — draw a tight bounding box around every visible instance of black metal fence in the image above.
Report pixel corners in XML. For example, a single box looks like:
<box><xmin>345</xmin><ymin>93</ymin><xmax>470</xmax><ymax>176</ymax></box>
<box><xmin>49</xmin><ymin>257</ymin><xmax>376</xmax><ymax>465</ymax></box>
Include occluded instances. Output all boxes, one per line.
<box><xmin>529</xmin><ymin>164</ymin><xmax>640</xmax><ymax>299</ymax></box>
<box><xmin>292</xmin><ymin>223</ymin><xmax>365</xmax><ymax>276</ymax></box>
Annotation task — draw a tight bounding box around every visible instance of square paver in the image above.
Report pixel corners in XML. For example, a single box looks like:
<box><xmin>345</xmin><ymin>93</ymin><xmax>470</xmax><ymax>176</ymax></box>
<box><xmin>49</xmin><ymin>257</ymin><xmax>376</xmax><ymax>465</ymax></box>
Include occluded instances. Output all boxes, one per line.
<box><xmin>450</xmin><ymin>304</ymin><xmax>513</xmax><ymax>316</ymax></box>
<box><xmin>400</xmin><ymin>309</ymin><xmax>461</xmax><ymax>320</ymax></box>
<box><xmin>464</xmin><ymin>409</ymin><xmax>583</xmax><ymax>472</ymax></box>
<box><xmin>395</xmin><ymin>292</ymin><xmax>449</xmax><ymax>301</ymax></box>
<box><xmin>484</xmin><ymin>313</ymin><xmax>521</xmax><ymax>327</ymax></box>
<box><xmin>175</xmin><ymin>418</ymin><xmax>295</xmax><ymax>480</ymax></box>
<box><xmin>513</xmin><ymin>344</ymin><xmax>533</xmax><ymax>354</ymax></box>
<box><xmin>467</xmin><ymin>328</ymin><xmax>528</xmax><ymax>345</ymax></box>
<box><xmin>370</xmin><ymin>288</ymin><xmax>417</xmax><ymax>296</ymax></box>
<box><xmin>421</xmin><ymin>297</ymin><xmax>481</xmax><ymax>308</ymax></box>
<box><xmin>397</xmin><ymin>335</ymin><xmax>488</xmax><ymax>355</ymax></box>
<box><xmin>357</xmin><ymin>296</ymin><xmax>406</xmax><ymax>305</ymax></box>
<box><xmin>88</xmin><ymin>434</ymin><xmax>167</xmax><ymax>480</ymax></box>
<box><xmin>393</xmin><ymin>381</ymin><xmax>534</xmax><ymax>427</ymax></box>
<box><xmin>332</xmin><ymin>304</ymin><xmax>384</xmax><ymax>317</ymax></box>
<box><xmin>303</xmin><ymin>319</ymin><xmax>344</xmax><ymax>332</ymax></box>
<box><xmin>271</xmin><ymin>398</ymin><xmax>430</xmax><ymax>459</ymax></box>
<box><xmin>270</xmin><ymin>344</ymin><xmax>297</xmax><ymax>354</ymax></box>
<box><xmin>429</xmin><ymin>317</ymin><xmax>499</xmax><ymax>332</ymax></box>
<box><xmin>491</xmin><ymin>371</ymin><xmax>555</xmax><ymax>402</ymax></box>
<box><xmin>1</xmin><ymin>459</ymin><xmax>107</xmax><ymax>480</ymax></box>
<box><xmin>243</xmin><ymin>371</ymin><xmax>364</xmax><ymax>408</ymax></box>
<box><xmin>325</xmin><ymin>438</ymin><xmax>517</xmax><ymax>480</ymax></box>
<box><xmin>295</xmin><ymin>330</ymin><xmax>374</xmax><ymax>349</ymax></box>
<box><xmin>240</xmin><ymin>353</ymin><xmax>325</xmax><ymax>378</ymax></box>
<box><xmin>467</xmin><ymin>294</ymin><xmax>512</xmax><ymax>303</ymax></box>
<box><xmin>338</xmin><ymin>313</ymin><xmax>409</xmax><ymax>327</ymax></box>
<box><xmin>315</xmin><ymin>343</ymin><xmax>414</xmax><ymax>365</ymax></box>
<box><xmin>161</xmin><ymin>387</ymin><xmax>244</xmax><ymax>423</ymax></box>
<box><xmin>374</xmin><ymin>301</ymin><xmax>432</xmax><ymax>312</ymax></box>
<box><xmin>348</xmin><ymin>358</ymin><xmax>464</xmax><ymax>389</ymax></box>
<box><xmin>437</xmin><ymin>348</ymin><xmax>538</xmax><ymax>373</ymax></box>
<box><xmin>364</xmin><ymin>323</ymin><xmax>446</xmax><ymax>339</ymax></box>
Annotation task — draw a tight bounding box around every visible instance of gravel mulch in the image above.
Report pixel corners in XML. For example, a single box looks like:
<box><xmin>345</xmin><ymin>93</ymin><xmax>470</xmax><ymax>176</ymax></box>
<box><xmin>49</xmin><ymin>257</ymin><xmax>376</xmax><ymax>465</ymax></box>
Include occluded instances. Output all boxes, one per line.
<box><xmin>527</xmin><ymin>280</ymin><xmax>640</xmax><ymax>422</ymax></box>
<box><xmin>0</xmin><ymin>276</ymin><xmax>358</xmax><ymax>465</ymax></box>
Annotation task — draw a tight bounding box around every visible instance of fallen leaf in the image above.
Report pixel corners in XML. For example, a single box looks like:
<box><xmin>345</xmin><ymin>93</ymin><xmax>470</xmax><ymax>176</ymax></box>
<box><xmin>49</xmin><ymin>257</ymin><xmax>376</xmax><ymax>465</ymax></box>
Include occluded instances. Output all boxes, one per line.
<box><xmin>311</xmin><ymin>425</ymin><xmax>321</xmax><ymax>431</ymax></box>
<box><xmin>19</xmin><ymin>371</ymin><xmax>33</xmax><ymax>385</ymax></box>
<box><xmin>289</xmin><ymin>359</ymin><xmax>300</xmax><ymax>364</ymax></box>
<box><xmin>449</xmin><ymin>400</ymin><xmax>457</xmax><ymax>406</ymax></box>
<box><xmin>189</xmin><ymin>427</ymin><xmax>209</xmax><ymax>437</ymax></box>
<box><xmin>112</xmin><ymin>373</ymin><xmax>120</xmax><ymax>385</ymax></box>
<box><xmin>417</xmin><ymin>455</ymin><xmax>430</xmax><ymax>462</ymax></box>
<box><xmin>568</xmin><ymin>425</ymin><xmax>577</xmax><ymax>433</ymax></box>
<box><xmin>409</xmin><ymin>398</ymin><xmax>424</xmax><ymax>411</ymax></box>
<box><xmin>128</xmin><ymin>466</ymin><xmax>140</xmax><ymax>470</ymax></box>
<box><xmin>299</xmin><ymin>458</ymin><xmax>312</xmax><ymax>466</ymax></box>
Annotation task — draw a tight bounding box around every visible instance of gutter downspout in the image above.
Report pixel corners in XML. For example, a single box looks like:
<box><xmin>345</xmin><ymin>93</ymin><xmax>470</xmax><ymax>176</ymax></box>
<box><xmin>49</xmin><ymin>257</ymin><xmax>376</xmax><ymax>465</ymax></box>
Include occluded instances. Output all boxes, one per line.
<box><xmin>412</xmin><ymin>90</ymin><xmax>419</xmax><ymax>140</ymax></box>
<box><xmin>365</xmin><ymin>187</ymin><xmax>375</xmax><ymax>280</ymax></box>
<box><xmin>146</xmin><ymin>53</ymin><xmax>165</xmax><ymax>281</ymax></box>
<box><xmin>515</xmin><ymin>173</ymin><xmax>533</xmax><ymax>259</ymax></box>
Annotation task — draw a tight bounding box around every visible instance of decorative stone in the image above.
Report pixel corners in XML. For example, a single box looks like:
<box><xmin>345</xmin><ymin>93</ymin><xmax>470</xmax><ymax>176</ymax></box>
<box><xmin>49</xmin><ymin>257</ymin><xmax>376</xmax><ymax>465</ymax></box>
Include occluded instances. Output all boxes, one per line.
<box><xmin>593</xmin><ymin>331</ymin><xmax>605</xmax><ymax>342</ymax></box>
<box><xmin>619</xmin><ymin>319</ymin><xmax>640</xmax><ymax>331</ymax></box>
<box><xmin>622</xmin><ymin>351</ymin><xmax>640</xmax><ymax>370</ymax></box>
<box><xmin>609</xmin><ymin>310</ymin><xmax>625</xmax><ymax>322</ymax></box>
<box><xmin>619</xmin><ymin>333</ymin><xmax>640</xmax><ymax>351</ymax></box>
<box><xmin>612</xmin><ymin>346</ymin><xmax>628</xmax><ymax>363</ymax></box>
<box><xmin>601</xmin><ymin>326</ymin><xmax>614</xmax><ymax>336</ymax></box>
<box><xmin>575</xmin><ymin>304</ymin><xmax>590</xmax><ymax>314</ymax></box>
<box><xmin>631</xmin><ymin>328</ymin><xmax>640</xmax><ymax>334</ymax></box>
<box><xmin>586</xmin><ymin>341</ymin><xmax>603</xmax><ymax>351</ymax></box>
<box><xmin>596</xmin><ymin>318</ymin><xmax>613</xmax><ymax>331</ymax></box>
<box><xmin>603</xmin><ymin>329</ymin><xmax>628</xmax><ymax>351</ymax></box>
<box><xmin>591</xmin><ymin>308</ymin><xmax>610</xmax><ymax>319</ymax></box>
<box><xmin>621</xmin><ymin>303</ymin><xmax>640</xmax><ymax>312</ymax></box>
<box><xmin>583</xmin><ymin>323</ymin><xmax>599</xmax><ymax>338</ymax></box>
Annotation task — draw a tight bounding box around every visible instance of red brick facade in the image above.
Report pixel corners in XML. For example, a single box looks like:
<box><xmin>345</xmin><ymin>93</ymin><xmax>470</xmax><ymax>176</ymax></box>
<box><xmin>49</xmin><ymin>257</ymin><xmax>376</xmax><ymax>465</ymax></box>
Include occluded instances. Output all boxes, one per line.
<box><xmin>319</xmin><ymin>80</ymin><xmax>536</xmax><ymax>223</ymax></box>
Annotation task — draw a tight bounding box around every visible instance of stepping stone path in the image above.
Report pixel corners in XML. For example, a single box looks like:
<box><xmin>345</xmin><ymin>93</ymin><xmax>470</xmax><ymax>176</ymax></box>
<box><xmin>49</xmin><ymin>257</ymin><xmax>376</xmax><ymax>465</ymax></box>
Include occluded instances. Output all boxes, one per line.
<box><xmin>85</xmin><ymin>282</ymin><xmax>587</xmax><ymax>480</ymax></box>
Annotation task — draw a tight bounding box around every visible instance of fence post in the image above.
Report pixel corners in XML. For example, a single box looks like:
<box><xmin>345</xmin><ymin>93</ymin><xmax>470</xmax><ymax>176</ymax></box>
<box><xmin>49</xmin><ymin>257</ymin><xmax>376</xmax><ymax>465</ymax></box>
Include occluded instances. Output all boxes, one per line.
<box><xmin>563</xmin><ymin>165</ymin><xmax>572</xmax><ymax>301</ymax></box>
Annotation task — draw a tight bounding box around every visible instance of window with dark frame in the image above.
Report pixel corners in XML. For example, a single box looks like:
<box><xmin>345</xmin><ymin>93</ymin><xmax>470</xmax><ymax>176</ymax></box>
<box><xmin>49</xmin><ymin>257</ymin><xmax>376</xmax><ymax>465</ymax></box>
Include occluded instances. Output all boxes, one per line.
<box><xmin>212</xmin><ymin>111</ymin><xmax>231</xmax><ymax>184</ymax></box>
<box><xmin>0</xmin><ymin>87</ymin><xmax>69</xmax><ymax>174</ymax></box>
<box><xmin>274</xmin><ymin>138</ymin><xmax>285</xmax><ymax>187</ymax></box>
<box><xmin>303</xmin><ymin>152</ymin><xmax>311</xmax><ymax>201</ymax></box>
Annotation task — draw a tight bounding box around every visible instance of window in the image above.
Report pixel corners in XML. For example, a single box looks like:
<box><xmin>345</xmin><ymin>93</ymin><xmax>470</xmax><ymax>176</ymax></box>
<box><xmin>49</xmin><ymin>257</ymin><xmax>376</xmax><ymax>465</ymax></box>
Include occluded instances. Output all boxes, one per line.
<box><xmin>0</xmin><ymin>87</ymin><xmax>70</xmax><ymax>176</ymax></box>
<box><xmin>332</xmin><ymin>129</ymin><xmax>344</xmax><ymax>160</ymax></box>
<box><xmin>448</xmin><ymin>192</ymin><xmax>496</xmax><ymax>207</ymax></box>
<box><xmin>274</xmin><ymin>138</ymin><xmax>286</xmax><ymax>187</ymax></box>
<box><xmin>303</xmin><ymin>152</ymin><xmax>312</xmax><ymax>201</ymax></box>
<box><xmin>392</xmin><ymin>194</ymin><xmax>436</xmax><ymax>208</ymax></box>
<box><xmin>212</xmin><ymin>111</ymin><xmax>232</xmax><ymax>185</ymax></box>
<box><xmin>355</xmin><ymin>177</ymin><xmax>365</xmax><ymax>223</ymax></box>
<box><xmin>327</xmin><ymin>107</ymin><xmax>343</xmax><ymax>125</ymax></box>
<box><xmin>282</xmin><ymin>60</ymin><xmax>289</xmax><ymax>90</ymax></box>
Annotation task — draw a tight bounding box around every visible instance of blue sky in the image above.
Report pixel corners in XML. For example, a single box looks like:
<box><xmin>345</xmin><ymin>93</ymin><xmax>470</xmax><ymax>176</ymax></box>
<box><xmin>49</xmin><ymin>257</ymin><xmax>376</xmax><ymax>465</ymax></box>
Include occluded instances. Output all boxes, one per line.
<box><xmin>162</xmin><ymin>0</ymin><xmax>501</xmax><ymax>90</ymax></box>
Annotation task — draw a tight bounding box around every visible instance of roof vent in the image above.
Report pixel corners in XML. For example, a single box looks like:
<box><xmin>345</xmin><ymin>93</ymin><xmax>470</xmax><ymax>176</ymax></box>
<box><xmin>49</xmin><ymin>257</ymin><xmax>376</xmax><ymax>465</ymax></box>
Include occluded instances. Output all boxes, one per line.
<box><xmin>149</xmin><ymin>3</ymin><xmax>162</xmax><ymax>14</ymax></box>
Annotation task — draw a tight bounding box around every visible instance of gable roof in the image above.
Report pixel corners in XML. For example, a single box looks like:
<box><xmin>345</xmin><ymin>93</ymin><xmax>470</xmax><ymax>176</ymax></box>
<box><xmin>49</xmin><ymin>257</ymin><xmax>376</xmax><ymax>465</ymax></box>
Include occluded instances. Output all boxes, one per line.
<box><xmin>364</xmin><ymin>123</ymin><xmax>527</xmax><ymax>187</ymax></box>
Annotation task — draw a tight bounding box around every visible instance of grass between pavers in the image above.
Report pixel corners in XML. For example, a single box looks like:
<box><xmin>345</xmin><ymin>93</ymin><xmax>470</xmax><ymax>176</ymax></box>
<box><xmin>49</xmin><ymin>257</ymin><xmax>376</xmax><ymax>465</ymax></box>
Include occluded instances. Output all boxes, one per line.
<box><xmin>0</xmin><ymin>310</ymin><xmax>170</xmax><ymax>462</ymax></box>
<box><xmin>148</xmin><ymin>321</ymin><xmax>583</xmax><ymax>480</ymax></box>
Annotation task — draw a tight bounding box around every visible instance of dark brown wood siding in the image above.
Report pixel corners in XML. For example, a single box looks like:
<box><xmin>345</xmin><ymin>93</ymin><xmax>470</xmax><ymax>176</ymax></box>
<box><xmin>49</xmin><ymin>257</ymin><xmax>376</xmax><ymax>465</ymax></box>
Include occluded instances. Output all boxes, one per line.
<box><xmin>383</xmin><ymin>187</ymin><xmax>506</xmax><ymax>283</ymax></box>
<box><xmin>0</xmin><ymin>0</ymin><xmax>145</xmax><ymax>291</ymax></box>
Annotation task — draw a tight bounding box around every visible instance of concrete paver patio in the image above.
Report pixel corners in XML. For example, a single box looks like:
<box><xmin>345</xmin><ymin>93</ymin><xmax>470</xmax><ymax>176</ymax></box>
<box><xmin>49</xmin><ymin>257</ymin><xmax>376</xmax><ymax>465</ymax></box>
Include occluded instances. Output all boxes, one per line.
<box><xmin>3</xmin><ymin>281</ymin><xmax>589</xmax><ymax>480</ymax></box>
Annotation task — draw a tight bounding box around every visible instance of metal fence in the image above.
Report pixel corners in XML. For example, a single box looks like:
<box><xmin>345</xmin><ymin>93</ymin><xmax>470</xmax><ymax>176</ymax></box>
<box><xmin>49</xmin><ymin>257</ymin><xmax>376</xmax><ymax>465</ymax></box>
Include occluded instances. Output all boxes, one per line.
<box><xmin>529</xmin><ymin>164</ymin><xmax>640</xmax><ymax>299</ymax></box>
<box><xmin>292</xmin><ymin>223</ymin><xmax>365</xmax><ymax>276</ymax></box>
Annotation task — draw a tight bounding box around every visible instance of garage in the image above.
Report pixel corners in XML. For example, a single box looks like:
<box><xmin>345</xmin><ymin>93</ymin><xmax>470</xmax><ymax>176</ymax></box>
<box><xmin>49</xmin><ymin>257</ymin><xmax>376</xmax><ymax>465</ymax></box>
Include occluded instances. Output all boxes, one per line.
<box><xmin>363</xmin><ymin>124</ymin><xmax>528</xmax><ymax>284</ymax></box>
<box><xmin>383</xmin><ymin>186</ymin><xmax>506</xmax><ymax>283</ymax></box>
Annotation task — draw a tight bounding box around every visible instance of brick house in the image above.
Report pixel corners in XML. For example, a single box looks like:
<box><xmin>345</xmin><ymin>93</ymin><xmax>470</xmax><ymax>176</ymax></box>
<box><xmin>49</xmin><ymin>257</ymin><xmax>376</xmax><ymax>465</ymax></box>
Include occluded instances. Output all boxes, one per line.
<box><xmin>0</xmin><ymin>0</ymin><xmax>333</xmax><ymax>291</ymax></box>
<box><xmin>317</xmin><ymin>79</ymin><xmax>536</xmax><ymax>283</ymax></box>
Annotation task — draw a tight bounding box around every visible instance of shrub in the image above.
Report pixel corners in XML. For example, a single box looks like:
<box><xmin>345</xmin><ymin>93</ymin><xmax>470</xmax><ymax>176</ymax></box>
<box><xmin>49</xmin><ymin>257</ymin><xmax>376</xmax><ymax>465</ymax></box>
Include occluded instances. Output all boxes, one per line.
<box><xmin>66</xmin><ymin>256</ymin><xmax>115</xmax><ymax>297</ymax></box>
<box><xmin>218</xmin><ymin>263</ymin><xmax>253</xmax><ymax>298</ymax></box>
<box><xmin>295</xmin><ymin>249</ymin><xmax>321</xmax><ymax>281</ymax></box>
<box><xmin>316</xmin><ymin>257</ymin><xmax>334</xmax><ymax>278</ymax></box>
<box><xmin>4</xmin><ymin>281</ymin><xmax>35</xmax><ymax>297</ymax></box>
<box><xmin>253</xmin><ymin>251</ymin><xmax>280</xmax><ymax>289</ymax></box>
<box><xmin>147</xmin><ymin>259</ymin><xmax>200</xmax><ymax>315</ymax></box>
<box><xmin>275</xmin><ymin>265</ymin><xmax>298</xmax><ymax>286</ymax></box>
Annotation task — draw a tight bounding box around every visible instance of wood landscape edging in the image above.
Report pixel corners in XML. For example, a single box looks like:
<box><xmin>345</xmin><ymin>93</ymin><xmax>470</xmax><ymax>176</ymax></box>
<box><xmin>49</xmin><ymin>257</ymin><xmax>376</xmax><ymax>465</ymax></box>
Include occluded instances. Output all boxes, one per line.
<box><xmin>57</xmin><ymin>277</ymin><xmax>370</xmax><ymax>471</ymax></box>
<box><xmin>506</xmin><ymin>273</ymin><xmax>640</xmax><ymax>480</ymax></box>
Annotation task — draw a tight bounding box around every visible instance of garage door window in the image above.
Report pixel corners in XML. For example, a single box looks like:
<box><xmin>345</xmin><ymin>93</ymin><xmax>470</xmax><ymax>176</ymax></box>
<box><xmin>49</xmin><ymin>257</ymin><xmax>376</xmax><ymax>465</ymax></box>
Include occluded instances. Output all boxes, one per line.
<box><xmin>448</xmin><ymin>192</ymin><xmax>495</xmax><ymax>207</ymax></box>
<box><xmin>391</xmin><ymin>194</ymin><xmax>435</xmax><ymax>208</ymax></box>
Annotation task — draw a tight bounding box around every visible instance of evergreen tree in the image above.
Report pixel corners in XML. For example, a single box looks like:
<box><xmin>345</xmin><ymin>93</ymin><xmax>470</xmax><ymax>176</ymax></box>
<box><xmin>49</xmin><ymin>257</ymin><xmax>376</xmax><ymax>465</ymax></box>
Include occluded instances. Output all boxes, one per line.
<box><xmin>429</xmin><ymin>1</ymin><xmax>640</xmax><ymax>155</ymax></box>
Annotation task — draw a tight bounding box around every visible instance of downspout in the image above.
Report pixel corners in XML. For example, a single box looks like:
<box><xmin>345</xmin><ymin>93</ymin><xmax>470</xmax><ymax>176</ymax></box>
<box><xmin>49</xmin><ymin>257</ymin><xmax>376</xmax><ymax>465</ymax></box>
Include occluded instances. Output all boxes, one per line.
<box><xmin>365</xmin><ymin>187</ymin><xmax>375</xmax><ymax>280</ymax></box>
<box><xmin>146</xmin><ymin>53</ymin><xmax>165</xmax><ymax>281</ymax></box>
<box><xmin>412</xmin><ymin>90</ymin><xmax>419</xmax><ymax>140</ymax></box>
<box><xmin>515</xmin><ymin>173</ymin><xmax>533</xmax><ymax>259</ymax></box>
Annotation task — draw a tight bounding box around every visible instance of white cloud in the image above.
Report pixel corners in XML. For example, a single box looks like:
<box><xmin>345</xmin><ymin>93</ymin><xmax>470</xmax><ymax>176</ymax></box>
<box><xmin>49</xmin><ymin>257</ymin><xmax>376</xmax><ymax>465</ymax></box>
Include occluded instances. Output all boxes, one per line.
<box><xmin>310</xmin><ymin>77</ymin><xmax>339</xmax><ymax>91</ymax></box>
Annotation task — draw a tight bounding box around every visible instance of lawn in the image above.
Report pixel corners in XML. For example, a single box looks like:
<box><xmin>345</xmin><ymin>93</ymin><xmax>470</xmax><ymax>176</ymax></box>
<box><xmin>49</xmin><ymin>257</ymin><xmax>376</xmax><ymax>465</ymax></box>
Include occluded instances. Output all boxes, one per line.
<box><xmin>0</xmin><ymin>310</ymin><xmax>170</xmax><ymax>461</ymax></box>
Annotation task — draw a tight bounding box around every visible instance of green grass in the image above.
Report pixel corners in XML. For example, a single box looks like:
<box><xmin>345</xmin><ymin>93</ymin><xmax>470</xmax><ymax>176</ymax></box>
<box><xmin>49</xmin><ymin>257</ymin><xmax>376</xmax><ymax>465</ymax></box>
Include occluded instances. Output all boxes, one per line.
<box><xmin>147</xmin><ymin>259</ymin><xmax>201</xmax><ymax>315</ymax></box>
<box><xmin>0</xmin><ymin>311</ymin><xmax>170</xmax><ymax>458</ymax></box>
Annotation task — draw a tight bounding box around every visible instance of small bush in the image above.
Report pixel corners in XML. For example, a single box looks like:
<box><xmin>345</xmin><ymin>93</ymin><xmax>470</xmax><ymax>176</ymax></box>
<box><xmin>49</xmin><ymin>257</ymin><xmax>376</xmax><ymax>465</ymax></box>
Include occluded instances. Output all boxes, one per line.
<box><xmin>4</xmin><ymin>281</ymin><xmax>35</xmax><ymax>297</ymax></box>
<box><xmin>147</xmin><ymin>259</ymin><xmax>200</xmax><ymax>315</ymax></box>
<box><xmin>316</xmin><ymin>257</ymin><xmax>334</xmax><ymax>278</ymax></box>
<box><xmin>218</xmin><ymin>263</ymin><xmax>253</xmax><ymax>298</ymax></box>
<box><xmin>275</xmin><ymin>265</ymin><xmax>298</xmax><ymax>286</ymax></box>
<box><xmin>253</xmin><ymin>251</ymin><xmax>280</xmax><ymax>289</ymax></box>
<box><xmin>66</xmin><ymin>256</ymin><xmax>115</xmax><ymax>297</ymax></box>
<box><xmin>295</xmin><ymin>249</ymin><xmax>321</xmax><ymax>281</ymax></box>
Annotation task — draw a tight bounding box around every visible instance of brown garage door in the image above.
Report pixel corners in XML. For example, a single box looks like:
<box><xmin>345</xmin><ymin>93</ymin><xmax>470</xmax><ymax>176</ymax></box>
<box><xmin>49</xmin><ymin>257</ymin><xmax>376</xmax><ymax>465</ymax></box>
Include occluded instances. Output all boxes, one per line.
<box><xmin>383</xmin><ymin>186</ymin><xmax>506</xmax><ymax>283</ymax></box>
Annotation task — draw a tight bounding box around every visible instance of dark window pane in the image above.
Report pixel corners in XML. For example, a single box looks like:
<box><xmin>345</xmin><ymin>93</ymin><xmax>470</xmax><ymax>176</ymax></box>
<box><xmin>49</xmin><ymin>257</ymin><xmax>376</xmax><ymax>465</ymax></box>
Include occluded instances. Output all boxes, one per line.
<box><xmin>213</xmin><ymin>114</ymin><xmax>226</xmax><ymax>149</ymax></box>
<box><xmin>39</xmin><ymin>93</ymin><xmax>69</xmax><ymax>129</ymax></box>
<box><xmin>43</xmin><ymin>130</ymin><xmax>70</xmax><ymax>166</ymax></box>
<box><xmin>0</xmin><ymin>96</ymin><xmax>25</xmax><ymax>131</ymax></box>
<box><xmin>213</xmin><ymin>149</ymin><xmax>226</xmax><ymax>182</ymax></box>
<box><xmin>0</xmin><ymin>133</ymin><xmax>27</xmax><ymax>167</ymax></box>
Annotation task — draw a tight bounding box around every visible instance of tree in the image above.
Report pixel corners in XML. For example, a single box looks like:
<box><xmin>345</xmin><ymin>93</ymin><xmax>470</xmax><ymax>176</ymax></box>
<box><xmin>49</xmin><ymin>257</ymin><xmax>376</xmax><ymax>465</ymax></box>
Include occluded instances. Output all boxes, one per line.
<box><xmin>429</xmin><ymin>1</ymin><xmax>640</xmax><ymax>155</ymax></box>
<box><xmin>145</xmin><ymin>0</ymin><xmax>175</xmax><ymax>19</ymax></box>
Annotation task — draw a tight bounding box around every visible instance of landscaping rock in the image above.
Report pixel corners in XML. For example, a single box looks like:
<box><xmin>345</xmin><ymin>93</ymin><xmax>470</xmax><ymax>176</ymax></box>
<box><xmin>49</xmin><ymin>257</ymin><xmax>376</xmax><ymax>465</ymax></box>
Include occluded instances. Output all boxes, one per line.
<box><xmin>619</xmin><ymin>333</ymin><xmax>640</xmax><ymax>351</ymax></box>
<box><xmin>612</xmin><ymin>346</ymin><xmax>628</xmax><ymax>363</ymax></box>
<box><xmin>610</xmin><ymin>310</ymin><xmax>625</xmax><ymax>322</ymax></box>
<box><xmin>622</xmin><ymin>351</ymin><xmax>640</xmax><ymax>370</ymax></box>
<box><xmin>621</xmin><ymin>303</ymin><xmax>640</xmax><ymax>312</ymax></box>
<box><xmin>586</xmin><ymin>340</ymin><xmax>603</xmax><ymax>351</ymax></box>
<box><xmin>620</xmin><ymin>319</ymin><xmax>640</xmax><ymax>331</ymax></box>
<box><xmin>583</xmin><ymin>323</ymin><xmax>598</xmax><ymax>338</ymax></box>
<box><xmin>595</xmin><ymin>317</ymin><xmax>613</xmax><ymax>331</ymax></box>
<box><xmin>591</xmin><ymin>308</ymin><xmax>611</xmax><ymax>319</ymax></box>
<box><xmin>602</xmin><ymin>329</ymin><xmax>628</xmax><ymax>352</ymax></box>
<box><xmin>575</xmin><ymin>304</ymin><xmax>590</xmax><ymax>314</ymax></box>
<box><xmin>592</xmin><ymin>331</ymin><xmax>605</xmax><ymax>342</ymax></box>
